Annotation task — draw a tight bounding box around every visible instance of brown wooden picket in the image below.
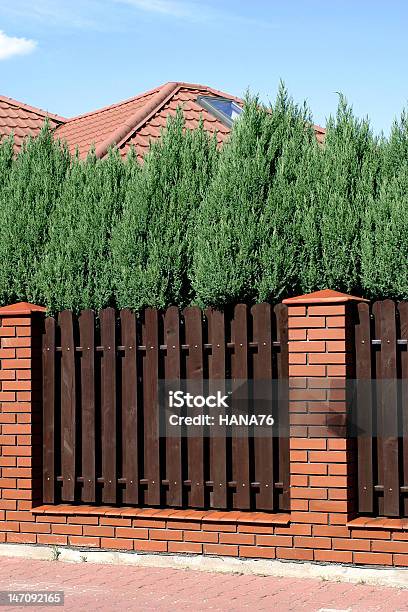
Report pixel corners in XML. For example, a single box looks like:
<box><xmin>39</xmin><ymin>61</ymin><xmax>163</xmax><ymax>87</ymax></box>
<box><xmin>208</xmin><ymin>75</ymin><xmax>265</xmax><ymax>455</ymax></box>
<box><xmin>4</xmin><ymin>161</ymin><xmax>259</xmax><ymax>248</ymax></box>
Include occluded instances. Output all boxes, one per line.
<box><xmin>143</xmin><ymin>308</ymin><xmax>160</xmax><ymax>506</ymax></box>
<box><xmin>207</xmin><ymin>308</ymin><xmax>227</xmax><ymax>509</ymax></box>
<box><xmin>184</xmin><ymin>307</ymin><xmax>205</xmax><ymax>508</ymax></box>
<box><xmin>42</xmin><ymin>303</ymin><xmax>289</xmax><ymax>513</ymax></box>
<box><xmin>79</xmin><ymin>309</ymin><xmax>96</xmax><ymax>503</ymax></box>
<box><xmin>59</xmin><ymin>310</ymin><xmax>76</xmax><ymax>502</ymax></box>
<box><xmin>252</xmin><ymin>302</ymin><xmax>274</xmax><ymax>511</ymax></box>
<box><xmin>100</xmin><ymin>308</ymin><xmax>117</xmax><ymax>504</ymax></box>
<box><xmin>231</xmin><ymin>304</ymin><xmax>250</xmax><ymax>510</ymax></box>
<box><xmin>120</xmin><ymin>309</ymin><xmax>138</xmax><ymax>505</ymax></box>
<box><xmin>355</xmin><ymin>302</ymin><xmax>373</xmax><ymax>514</ymax></box>
<box><xmin>163</xmin><ymin>306</ymin><xmax>182</xmax><ymax>507</ymax></box>
<box><xmin>398</xmin><ymin>302</ymin><xmax>408</xmax><ymax>518</ymax></box>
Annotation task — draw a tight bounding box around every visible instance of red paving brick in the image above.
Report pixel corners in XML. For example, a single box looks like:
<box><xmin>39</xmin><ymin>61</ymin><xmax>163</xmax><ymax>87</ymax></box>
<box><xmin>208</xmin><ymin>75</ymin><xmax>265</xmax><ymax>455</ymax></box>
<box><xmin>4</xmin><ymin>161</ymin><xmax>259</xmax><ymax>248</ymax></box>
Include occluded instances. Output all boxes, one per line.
<box><xmin>0</xmin><ymin>556</ymin><xmax>407</xmax><ymax>611</ymax></box>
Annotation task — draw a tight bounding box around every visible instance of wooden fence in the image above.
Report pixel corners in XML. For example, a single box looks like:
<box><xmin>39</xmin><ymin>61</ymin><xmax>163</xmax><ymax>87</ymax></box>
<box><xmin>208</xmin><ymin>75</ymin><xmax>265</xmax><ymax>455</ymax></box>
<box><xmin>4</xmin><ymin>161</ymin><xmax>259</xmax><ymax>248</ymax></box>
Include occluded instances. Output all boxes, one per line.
<box><xmin>42</xmin><ymin>304</ymin><xmax>289</xmax><ymax>512</ymax></box>
<box><xmin>355</xmin><ymin>300</ymin><xmax>408</xmax><ymax>518</ymax></box>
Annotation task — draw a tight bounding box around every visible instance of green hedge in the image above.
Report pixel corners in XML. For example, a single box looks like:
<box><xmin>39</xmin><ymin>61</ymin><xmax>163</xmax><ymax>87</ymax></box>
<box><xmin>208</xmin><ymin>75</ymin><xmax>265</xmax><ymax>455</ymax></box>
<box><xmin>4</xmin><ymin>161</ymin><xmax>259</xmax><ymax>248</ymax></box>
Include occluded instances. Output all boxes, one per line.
<box><xmin>0</xmin><ymin>86</ymin><xmax>407</xmax><ymax>313</ymax></box>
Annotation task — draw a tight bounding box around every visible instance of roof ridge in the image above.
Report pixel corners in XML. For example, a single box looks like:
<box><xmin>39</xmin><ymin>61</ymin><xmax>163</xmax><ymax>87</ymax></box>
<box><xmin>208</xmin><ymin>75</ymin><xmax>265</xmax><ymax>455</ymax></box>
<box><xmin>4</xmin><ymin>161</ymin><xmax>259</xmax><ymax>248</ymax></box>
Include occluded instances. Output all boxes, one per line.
<box><xmin>95</xmin><ymin>82</ymin><xmax>180</xmax><ymax>159</ymax></box>
<box><xmin>0</xmin><ymin>94</ymin><xmax>66</xmax><ymax>123</ymax></box>
<box><xmin>64</xmin><ymin>83</ymin><xmax>242</xmax><ymax>125</ymax></box>
<box><xmin>63</xmin><ymin>84</ymin><xmax>166</xmax><ymax>123</ymax></box>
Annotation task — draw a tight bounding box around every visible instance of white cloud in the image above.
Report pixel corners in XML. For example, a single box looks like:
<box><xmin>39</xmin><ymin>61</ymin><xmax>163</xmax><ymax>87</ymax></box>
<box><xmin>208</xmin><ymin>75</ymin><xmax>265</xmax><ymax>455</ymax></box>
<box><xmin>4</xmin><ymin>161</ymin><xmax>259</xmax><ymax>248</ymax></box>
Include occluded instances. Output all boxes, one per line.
<box><xmin>0</xmin><ymin>30</ymin><xmax>37</xmax><ymax>60</ymax></box>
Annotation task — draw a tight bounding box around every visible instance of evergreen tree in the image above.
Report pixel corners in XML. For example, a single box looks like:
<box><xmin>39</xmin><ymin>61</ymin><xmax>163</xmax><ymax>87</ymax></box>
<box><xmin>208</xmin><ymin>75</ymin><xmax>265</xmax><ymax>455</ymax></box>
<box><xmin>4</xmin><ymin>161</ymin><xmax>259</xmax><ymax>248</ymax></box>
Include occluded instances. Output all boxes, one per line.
<box><xmin>297</xmin><ymin>96</ymin><xmax>377</xmax><ymax>294</ymax></box>
<box><xmin>361</xmin><ymin>112</ymin><xmax>408</xmax><ymax>298</ymax></box>
<box><xmin>291</xmin><ymin>142</ymin><xmax>323</xmax><ymax>293</ymax></box>
<box><xmin>40</xmin><ymin>148</ymin><xmax>129</xmax><ymax>313</ymax></box>
<box><xmin>1</xmin><ymin>85</ymin><xmax>408</xmax><ymax>311</ymax></box>
<box><xmin>255</xmin><ymin>94</ymin><xmax>314</xmax><ymax>302</ymax></box>
<box><xmin>0</xmin><ymin>123</ymin><xmax>70</xmax><ymax>305</ymax></box>
<box><xmin>112</xmin><ymin>110</ymin><xmax>217</xmax><ymax>310</ymax></box>
<box><xmin>192</xmin><ymin>85</ymin><xmax>297</xmax><ymax>308</ymax></box>
<box><xmin>381</xmin><ymin>109</ymin><xmax>408</xmax><ymax>180</ymax></box>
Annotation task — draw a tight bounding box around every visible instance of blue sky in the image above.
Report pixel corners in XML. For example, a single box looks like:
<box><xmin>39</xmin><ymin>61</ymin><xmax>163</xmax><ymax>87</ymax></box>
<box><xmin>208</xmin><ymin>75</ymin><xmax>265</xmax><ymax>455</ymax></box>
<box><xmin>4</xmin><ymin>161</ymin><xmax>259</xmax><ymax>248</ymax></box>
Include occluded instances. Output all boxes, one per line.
<box><xmin>0</xmin><ymin>0</ymin><xmax>407</xmax><ymax>134</ymax></box>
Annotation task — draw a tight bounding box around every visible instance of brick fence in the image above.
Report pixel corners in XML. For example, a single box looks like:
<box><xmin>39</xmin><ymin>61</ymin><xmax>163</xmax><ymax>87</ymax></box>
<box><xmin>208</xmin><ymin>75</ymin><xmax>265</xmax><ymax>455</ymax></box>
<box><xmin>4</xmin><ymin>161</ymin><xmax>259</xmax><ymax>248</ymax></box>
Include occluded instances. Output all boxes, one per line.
<box><xmin>0</xmin><ymin>291</ymin><xmax>407</xmax><ymax>567</ymax></box>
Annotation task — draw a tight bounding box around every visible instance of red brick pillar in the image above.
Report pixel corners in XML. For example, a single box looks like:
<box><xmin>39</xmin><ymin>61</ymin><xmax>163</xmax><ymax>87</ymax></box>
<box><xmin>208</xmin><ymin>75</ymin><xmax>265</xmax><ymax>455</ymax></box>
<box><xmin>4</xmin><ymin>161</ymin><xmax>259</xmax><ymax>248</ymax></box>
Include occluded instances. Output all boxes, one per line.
<box><xmin>0</xmin><ymin>303</ymin><xmax>46</xmax><ymax>529</ymax></box>
<box><xmin>282</xmin><ymin>289</ymin><xmax>366</xmax><ymax>560</ymax></box>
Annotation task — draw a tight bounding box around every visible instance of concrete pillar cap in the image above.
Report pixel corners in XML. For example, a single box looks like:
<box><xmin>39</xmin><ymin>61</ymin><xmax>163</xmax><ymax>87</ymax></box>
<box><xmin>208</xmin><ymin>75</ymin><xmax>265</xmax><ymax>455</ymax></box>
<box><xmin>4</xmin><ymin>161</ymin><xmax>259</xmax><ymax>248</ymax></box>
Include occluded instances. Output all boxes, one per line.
<box><xmin>282</xmin><ymin>289</ymin><xmax>368</xmax><ymax>305</ymax></box>
<box><xmin>0</xmin><ymin>302</ymin><xmax>47</xmax><ymax>315</ymax></box>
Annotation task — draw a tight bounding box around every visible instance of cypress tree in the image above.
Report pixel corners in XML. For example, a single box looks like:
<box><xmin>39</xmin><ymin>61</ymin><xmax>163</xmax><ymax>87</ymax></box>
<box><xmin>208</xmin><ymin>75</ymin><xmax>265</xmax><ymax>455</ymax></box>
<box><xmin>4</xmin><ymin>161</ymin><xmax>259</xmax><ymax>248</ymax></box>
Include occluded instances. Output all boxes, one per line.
<box><xmin>361</xmin><ymin>112</ymin><xmax>408</xmax><ymax>298</ymax></box>
<box><xmin>0</xmin><ymin>123</ymin><xmax>70</xmax><ymax>305</ymax></box>
<box><xmin>111</xmin><ymin>110</ymin><xmax>217</xmax><ymax>311</ymax></box>
<box><xmin>292</xmin><ymin>142</ymin><xmax>323</xmax><ymax>293</ymax></box>
<box><xmin>40</xmin><ymin>148</ymin><xmax>129</xmax><ymax>313</ymax></box>
<box><xmin>297</xmin><ymin>96</ymin><xmax>377</xmax><ymax>294</ymax></box>
<box><xmin>192</xmin><ymin>85</ymin><xmax>298</xmax><ymax>308</ymax></box>
<box><xmin>255</xmin><ymin>94</ymin><xmax>314</xmax><ymax>302</ymax></box>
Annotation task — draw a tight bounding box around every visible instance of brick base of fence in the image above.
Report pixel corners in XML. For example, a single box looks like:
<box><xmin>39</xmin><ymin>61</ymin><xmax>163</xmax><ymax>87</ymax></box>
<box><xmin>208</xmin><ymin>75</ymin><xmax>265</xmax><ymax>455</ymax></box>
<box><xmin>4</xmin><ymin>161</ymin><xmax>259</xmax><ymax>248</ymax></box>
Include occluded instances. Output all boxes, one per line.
<box><xmin>0</xmin><ymin>293</ymin><xmax>408</xmax><ymax>568</ymax></box>
<box><xmin>1</xmin><ymin>505</ymin><xmax>405</xmax><ymax>566</ymax></box>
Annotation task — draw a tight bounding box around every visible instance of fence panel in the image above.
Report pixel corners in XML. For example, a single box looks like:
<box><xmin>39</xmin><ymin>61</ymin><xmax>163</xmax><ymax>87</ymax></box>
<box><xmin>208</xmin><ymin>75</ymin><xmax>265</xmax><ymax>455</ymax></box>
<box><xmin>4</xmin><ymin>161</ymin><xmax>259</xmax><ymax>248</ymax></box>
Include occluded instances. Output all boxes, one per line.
<box><xmin>275</xmin><ymin>303</ymin><xmax>290</xmax><ymax>512</ymax></box>
<box><xmin>42</xmin><ymin>303</ymin><xmax>289</xmax><ymax>513</ymax></box>
<box><xmin>356</xmin><ymin>299</ymin><xmax>408</xmax><ymax>518</ymax></box>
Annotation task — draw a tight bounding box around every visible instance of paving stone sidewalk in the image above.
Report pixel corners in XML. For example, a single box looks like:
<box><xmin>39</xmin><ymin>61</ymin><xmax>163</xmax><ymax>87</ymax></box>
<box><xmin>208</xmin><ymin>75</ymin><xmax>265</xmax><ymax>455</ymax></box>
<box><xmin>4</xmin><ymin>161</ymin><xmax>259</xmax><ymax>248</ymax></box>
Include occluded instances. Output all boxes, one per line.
<box><xmin>0</xmin><ymin>556</ymin><xmax>407</xmax><ymax>611</ymax></box>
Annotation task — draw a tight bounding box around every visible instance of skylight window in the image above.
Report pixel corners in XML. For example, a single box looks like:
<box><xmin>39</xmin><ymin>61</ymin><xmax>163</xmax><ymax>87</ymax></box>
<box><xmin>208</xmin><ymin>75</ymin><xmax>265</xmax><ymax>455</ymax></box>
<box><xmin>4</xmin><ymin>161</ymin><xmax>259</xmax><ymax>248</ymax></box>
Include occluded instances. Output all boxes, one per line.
<box><xmin>197</xmin><ymin>95</ymin><xmax>242</xmax><ymax>128</ymax></box>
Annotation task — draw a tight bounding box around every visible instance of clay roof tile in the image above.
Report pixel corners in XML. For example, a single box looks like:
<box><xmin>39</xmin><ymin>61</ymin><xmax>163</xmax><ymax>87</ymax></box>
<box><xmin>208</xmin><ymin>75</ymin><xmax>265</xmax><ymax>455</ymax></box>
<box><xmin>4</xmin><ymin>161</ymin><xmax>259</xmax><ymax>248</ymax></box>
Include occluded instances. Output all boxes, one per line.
<box><xmin>0</xmin><ymin>95</ymin><xmax>66</xmax><ymax>154</ymax></box>
<box><xmin>1</xmin><ymin>82</ymin><xmax>326</xmax><ymax>159</ymax></box>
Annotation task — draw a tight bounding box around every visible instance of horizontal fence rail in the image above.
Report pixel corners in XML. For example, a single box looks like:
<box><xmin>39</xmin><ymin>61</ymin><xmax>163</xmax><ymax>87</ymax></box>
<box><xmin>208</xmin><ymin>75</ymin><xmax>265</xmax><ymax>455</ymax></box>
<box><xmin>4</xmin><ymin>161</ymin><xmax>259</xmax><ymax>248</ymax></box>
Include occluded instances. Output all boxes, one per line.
<box><xmin>355</xmin><ymin>300</ymin><xmax>408</xmax><ymax>518</ymax></box>
<box><xmin>42</xmin><ymin>304</ymin><xmax>289</xmax><ymax>513</ymax></box>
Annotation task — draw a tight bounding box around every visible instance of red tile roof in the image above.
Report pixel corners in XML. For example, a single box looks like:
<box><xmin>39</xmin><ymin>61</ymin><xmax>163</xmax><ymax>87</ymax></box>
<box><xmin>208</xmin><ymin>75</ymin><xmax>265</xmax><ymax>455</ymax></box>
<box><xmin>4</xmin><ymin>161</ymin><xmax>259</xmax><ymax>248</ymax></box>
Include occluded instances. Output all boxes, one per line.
<box><xmin>54</xmin><ymin>81</ymin><xmax>245</xmax><ymax>160</ymax></box>
<box><xmin>0</xmin><ymin>95</ymin><xmax>66</xmax><ymax>153</ymax></box>
<box><xmin>0</xmin><ymin>82</ymin><xmax>325</xmax><ymax>158</ymax></box>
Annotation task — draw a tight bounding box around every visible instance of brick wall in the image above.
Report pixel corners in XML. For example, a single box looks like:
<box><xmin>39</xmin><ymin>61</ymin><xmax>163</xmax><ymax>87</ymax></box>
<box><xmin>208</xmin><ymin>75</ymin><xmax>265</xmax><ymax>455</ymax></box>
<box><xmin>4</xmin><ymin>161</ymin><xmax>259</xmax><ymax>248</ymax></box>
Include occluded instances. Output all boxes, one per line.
<box><xmin>0</xmin><ymin>294</ymin><xmax>407</xmax><ymax>567</ymax></box>
<box><xmin>283</xmin><ymin>290</ymin><xmax>408</xmax><ymax>566</ymax></box>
